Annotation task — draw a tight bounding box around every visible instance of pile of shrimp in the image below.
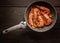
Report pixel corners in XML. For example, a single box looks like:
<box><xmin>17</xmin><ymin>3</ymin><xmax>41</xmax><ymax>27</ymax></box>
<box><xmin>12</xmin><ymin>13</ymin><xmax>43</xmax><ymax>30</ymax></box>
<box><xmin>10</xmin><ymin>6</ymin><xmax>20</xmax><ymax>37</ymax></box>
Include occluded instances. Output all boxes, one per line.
<box><xmin>28</xmin><ymin>6</ymin><xmax>53</xmax><ymax>28</ymax></box>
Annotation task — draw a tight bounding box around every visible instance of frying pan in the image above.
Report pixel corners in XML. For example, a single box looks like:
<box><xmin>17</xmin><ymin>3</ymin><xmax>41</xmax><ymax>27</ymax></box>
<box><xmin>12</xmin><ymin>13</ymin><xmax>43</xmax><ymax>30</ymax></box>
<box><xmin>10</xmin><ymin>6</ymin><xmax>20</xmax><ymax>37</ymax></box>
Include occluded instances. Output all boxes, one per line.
<box><xmin>2</xmin><ymin>1</ymin><xmax>57</xmax><ymax>34</ymax></box>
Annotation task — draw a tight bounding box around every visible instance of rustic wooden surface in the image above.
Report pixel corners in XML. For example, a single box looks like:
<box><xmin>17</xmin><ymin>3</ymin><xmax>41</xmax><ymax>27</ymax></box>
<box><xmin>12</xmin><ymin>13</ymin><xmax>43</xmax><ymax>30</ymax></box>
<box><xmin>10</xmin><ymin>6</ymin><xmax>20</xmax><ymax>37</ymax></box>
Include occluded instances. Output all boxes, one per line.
<box><xmin>0</xmin><ymin>0</ymin><xmax>60</xmax><ymax>43</ymax></box>
<box><xmin>0</xmin><ymin>0</ymin><xmax>60</xmax><ymax>7</ymax></box>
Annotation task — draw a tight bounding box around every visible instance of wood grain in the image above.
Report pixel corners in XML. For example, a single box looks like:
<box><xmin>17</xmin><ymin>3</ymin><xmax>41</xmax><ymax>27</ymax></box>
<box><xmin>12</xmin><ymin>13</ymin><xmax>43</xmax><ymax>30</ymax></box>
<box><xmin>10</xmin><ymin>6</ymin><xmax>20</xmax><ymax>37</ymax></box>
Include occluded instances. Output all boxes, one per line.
<box><xmin>0</xmin><ymin>0</ymin><xmax>60</xmax><ymax>6</ymax></box>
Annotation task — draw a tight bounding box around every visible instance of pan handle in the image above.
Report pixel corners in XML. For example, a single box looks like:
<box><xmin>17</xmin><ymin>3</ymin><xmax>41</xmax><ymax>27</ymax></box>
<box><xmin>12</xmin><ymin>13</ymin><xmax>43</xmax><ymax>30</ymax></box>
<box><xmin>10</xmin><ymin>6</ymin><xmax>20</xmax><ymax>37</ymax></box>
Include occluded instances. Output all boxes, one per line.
<box><xmin>2</xmin><ymin>21</ymin><xmax>26</xmax><ymax>34</ymax></box>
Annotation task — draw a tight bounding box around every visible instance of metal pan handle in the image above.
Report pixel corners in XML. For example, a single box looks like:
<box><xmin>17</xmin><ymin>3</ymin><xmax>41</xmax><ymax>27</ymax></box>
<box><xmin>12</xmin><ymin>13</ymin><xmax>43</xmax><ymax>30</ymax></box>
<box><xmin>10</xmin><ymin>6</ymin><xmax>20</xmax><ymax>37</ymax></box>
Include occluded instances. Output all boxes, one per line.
<box><xmin>2</xmin><ymin>21</ymin><xmax>26</xmax><ymax>34</ymax></box>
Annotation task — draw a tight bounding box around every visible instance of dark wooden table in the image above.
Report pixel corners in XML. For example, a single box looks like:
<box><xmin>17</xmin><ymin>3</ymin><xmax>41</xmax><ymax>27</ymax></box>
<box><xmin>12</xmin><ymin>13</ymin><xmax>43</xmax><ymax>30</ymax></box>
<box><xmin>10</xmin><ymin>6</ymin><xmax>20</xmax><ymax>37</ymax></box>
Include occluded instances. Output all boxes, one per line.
<box><xmin>0</xmin><ymin>0</ymin><xmax>60</xmax><ymax>43</ymax></box>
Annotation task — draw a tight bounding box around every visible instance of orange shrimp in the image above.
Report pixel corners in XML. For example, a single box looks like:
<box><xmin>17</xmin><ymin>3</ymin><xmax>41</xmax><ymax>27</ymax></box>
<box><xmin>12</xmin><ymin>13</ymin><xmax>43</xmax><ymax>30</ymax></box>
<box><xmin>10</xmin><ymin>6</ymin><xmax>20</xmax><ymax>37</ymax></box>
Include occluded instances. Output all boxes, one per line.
<box><xmin>32</xmin><ymin>8</ymin><xmax>39</xmax><ymax>27</ymax></box>
<box><xmin>33</xmin><ymin>8</ymin><xmax>45</xmax><ymax>27</ymax></box>
<box><xmin>42</xmin><ymin>13</ymin><xmax>52</xmax><ymax>25</ymax></box>
<box><xmin>37</xmin><ymin>16</ymin><xmax>45</xmax><ymax>27</ymax></box>
<box><xmin>33</xmin><ymin>8</ymin><xmax>39</xmax><ymax>27</ymax></box>
<box><xmin>38</xmin><ymin>6</ymin><xmax>52</xmax><ymax>25</ymax></box>
<box><xmin>28</xmin><ymin>8</ymin><xmax>37</xmax><ymax>28</ymax></box>
<box><xmin>37</xmin><ymin>12</ymin><xmax>45</xmax><ymax>27</ymax></box>
<box><xmin>28</xmin><ymin>9</ymin><xmax>34</xmax><ymax>26</ymax></box>
<box><xmin>39</xmin><ymin>6</ymin><xmax>50</xmax><ymax>15</ymax></box>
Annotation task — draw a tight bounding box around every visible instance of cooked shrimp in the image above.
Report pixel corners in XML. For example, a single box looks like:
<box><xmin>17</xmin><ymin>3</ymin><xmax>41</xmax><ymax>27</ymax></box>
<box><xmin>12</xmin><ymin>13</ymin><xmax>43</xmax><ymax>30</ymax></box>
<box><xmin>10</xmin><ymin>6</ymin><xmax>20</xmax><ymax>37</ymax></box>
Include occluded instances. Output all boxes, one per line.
<box><xmin>37</xmin><ymin>11</ymin><xmax>45</xmax><ymax>27</ymax></box>
<box><xmin>28</xmin><ymin>9</ymin><xmax>34</xmax><ymax>26</ymax></box>
<box><xmin>33</xmin><ymin>8</ymin><xmax>39</xmax><ymax>27</ymax></box>
<box><xmin>42</xmin><ymin>12</ymin><xmax>52</xmax><ymax>25</ymax></box>
<box><xmin>38</xmin><ymin>6</ymin><xmax>52</xmax><ymax>25</ymax></box>
<box><xmin>33</xmin><ymin>8</ymin><xmax>45</xmax><ymax>27</ymax></box>
<box><xmin>28</xmin><ymin>8</ymin><xmax>37</xmax><ymax>28</ymax></box>
<box><xmin>32</xmin><ymin>8</ymin><xmax>39</xmax><ymax>27</ymax></box>
<box><xmin>39</xmin><ymin>6</ymin><xmax>50</xmax><ymax>15</ymax></box>
<box><xmin>33</xmin><ymin>8</ymin><xmax>38</xmax><ymax>19</ymax></box>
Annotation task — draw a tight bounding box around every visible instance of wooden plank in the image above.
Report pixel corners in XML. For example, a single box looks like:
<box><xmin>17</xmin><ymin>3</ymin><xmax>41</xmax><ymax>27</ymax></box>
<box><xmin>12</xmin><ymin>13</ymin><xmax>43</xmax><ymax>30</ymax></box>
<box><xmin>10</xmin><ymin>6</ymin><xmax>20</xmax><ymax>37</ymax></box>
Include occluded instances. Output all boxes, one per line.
<box><xmin>0</xmin><ymin>7</ymin><xmax>26</xmax><ymax>30</ymax></box>
<box><xmin>0</xmin><ymin>0</ymin><xmax>60</xmax><ymax>6</ymax></box>
<box><xmin>55</xmin><ymin>7</ymin><xmax>60</xmax><ymax>26</ymax></box>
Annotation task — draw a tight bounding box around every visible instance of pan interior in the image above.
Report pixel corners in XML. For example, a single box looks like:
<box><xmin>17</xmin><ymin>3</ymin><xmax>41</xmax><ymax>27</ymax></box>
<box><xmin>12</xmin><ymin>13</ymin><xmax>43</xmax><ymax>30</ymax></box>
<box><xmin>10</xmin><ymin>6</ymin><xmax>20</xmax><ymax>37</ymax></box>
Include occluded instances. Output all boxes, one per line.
<box><xmin>25</xmin><ymin>1</ymin><xmax>57</xmax><ymax>32</ymax></box>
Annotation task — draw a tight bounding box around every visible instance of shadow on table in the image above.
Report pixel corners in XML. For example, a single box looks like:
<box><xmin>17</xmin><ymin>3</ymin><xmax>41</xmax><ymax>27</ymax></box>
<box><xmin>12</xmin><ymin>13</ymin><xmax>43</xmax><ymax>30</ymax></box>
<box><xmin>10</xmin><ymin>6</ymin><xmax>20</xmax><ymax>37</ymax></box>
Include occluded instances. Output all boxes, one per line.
<box><xmin>26</xmin><ymin>25</ymin><xmax>59</xmax><ymax>40</ymax></box>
